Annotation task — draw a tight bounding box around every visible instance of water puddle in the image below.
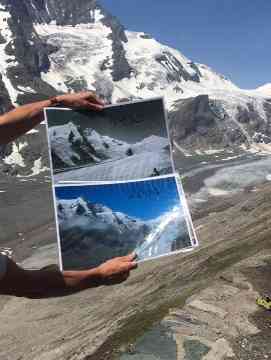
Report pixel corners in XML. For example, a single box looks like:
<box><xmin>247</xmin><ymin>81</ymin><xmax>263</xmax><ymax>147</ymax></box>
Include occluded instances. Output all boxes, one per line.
<box><xmin>119</xmin><ymin>324</ymin><xmax>177</xmax><ymax>360</ymax></box>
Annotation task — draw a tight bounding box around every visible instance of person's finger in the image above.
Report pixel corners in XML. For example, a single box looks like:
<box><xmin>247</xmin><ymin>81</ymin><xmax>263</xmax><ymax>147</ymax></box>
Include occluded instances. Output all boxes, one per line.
<box><xmin>89</xmin><ymin>96</ymin><xmax>105</xmax><ymax>106</ymax></box>
<box><xmin>104</xmin><ymin>272</ymin><xmax>130</xmax><ymax>285</ymax></box>
<box><xmin>79</xmin><ymin>100</ymin><xmax>104</xmax><ymax>111</ymax></box>
<box><xmin>88</xmin><ymin>102</ymin><xmax>104</xmax><ymax>111</ymax></box>
<box><xmin>84</xmin><ymin>92</ymin><xmax>105</xmax><ymax>106</ymax></box>
<box><xmin>121</xmin><ymin>252</ymin><xmax>137</xmax><ymax>262</ymax></box>
<box><xmin>129</xmin><ymin>261</ymin><xmax>138</xmax><ymax>270</ymax></box>
<box><xmin>122</xmin><ymin>261</ymin><xmax>138</xmax><ymax>271</ymax></box>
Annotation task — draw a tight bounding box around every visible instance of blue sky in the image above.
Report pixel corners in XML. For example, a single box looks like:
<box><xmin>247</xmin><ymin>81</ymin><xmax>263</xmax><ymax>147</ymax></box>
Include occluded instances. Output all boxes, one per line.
<box><xmin>101</xmin><ymin>0</ymin><xmax>270</xmax><ymax>89</ymax></box>
<box><xmin>55</xmin><ymin>176</ymin><xmax>182</xmax><ymax>221</ymax></box>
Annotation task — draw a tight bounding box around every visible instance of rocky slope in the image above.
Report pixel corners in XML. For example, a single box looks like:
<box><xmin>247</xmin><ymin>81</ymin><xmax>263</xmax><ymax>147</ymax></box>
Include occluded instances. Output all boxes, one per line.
<box><xmin>0</xmin><ymin>182</ymin><xmax>270</xmax><ymax>360</ymax></box>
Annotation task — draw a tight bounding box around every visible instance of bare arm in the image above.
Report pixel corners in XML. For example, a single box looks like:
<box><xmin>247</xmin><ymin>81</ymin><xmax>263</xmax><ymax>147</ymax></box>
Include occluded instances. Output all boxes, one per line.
<box><xmin>0</xmin><ymin>254</ymin><xmax>137</xmax><ymax>298</ymax></box>
<box><xmin>0</xmin><ymin>92</ymin><xmax>104</xmax><ymax>145</ymax></box>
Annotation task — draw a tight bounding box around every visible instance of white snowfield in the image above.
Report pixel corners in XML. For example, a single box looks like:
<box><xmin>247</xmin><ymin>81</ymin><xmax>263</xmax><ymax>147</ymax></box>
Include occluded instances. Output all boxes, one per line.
<box><xmin>255</xmin><ymin>83</ymin><xmax>271</xmax><ymax>96</ymax></box>
<box><xmin>55</xmin><ymin>150</ymin><xmax>171</xmax><ymax>182</ymax></box>
<box><xmin>32</xmin><ymin>14</ymin><xmax>271</xmax><ymax>163</ymax></box>
<box><xmin>33</xmin><ymin>18</ymin><xmax>270</xmax><ymax>109</ymax></box>
<box><xmin>34</xmin><ymin>16</ymin><xmax>113</xmax><ymax>94</ymax></box>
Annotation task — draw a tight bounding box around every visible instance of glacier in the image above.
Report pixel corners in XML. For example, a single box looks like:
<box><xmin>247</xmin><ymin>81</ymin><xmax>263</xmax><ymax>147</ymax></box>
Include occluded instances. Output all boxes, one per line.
<box><xmin>56</xmin><ymin>196</ymin><xmax>191</xmax><ymax>270</ymax></box>
<box><xmin>49</xmin><ymin>121</ymin><xmax>172</xmax><ymax>182</ymax></box>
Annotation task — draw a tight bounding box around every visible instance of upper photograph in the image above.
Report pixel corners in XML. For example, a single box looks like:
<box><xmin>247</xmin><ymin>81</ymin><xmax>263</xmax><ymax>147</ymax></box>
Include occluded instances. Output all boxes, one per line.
<box><xmin>45</xmin><ymin>98</ymin><xmax>174</xmax><ymax>183</ymax></box>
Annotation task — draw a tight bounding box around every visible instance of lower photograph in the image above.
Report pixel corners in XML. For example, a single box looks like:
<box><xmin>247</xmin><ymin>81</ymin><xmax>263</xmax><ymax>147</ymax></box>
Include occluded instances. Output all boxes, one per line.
<box><xmin>54</xmin><ymin>175</ymin><xmax>197</xmax><ymax>271</ymax></box>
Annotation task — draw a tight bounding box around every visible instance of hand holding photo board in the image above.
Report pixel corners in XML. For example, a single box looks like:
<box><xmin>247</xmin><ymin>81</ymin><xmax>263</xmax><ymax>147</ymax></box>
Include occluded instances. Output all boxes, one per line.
<box><xmin>45</xmin><ymin>98</ymin><xmax>198</xmax><ymax>271</ymax></box>
<box><xmin>55</xmin><ymin>176</ymin><xmax>197</xmax><ymax>270</ymax></box>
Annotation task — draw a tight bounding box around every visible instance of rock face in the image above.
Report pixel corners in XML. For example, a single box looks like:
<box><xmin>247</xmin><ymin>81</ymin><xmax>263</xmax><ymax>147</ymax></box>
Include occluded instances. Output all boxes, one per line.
<box><xmin>0</xmin><ymin>0</ymin><xmax>56</xmax><ymax>104</ymax></box>
<box><xmin>168</xmin><ymin>95</ymin><xmax>247</xmax><ymax>149</ymax></box>
<box><xmin>0</xmin><ymin>0</ymin><xmax>56</xmax><ymax>176</ymax></box>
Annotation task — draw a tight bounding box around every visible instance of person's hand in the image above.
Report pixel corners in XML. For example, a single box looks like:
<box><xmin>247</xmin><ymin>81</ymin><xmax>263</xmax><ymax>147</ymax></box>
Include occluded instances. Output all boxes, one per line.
<box><xmin>97</xmin><ymin>253</ymin><xmax>138</xmax><ymax>284</ymax></box>
<box><xmin>55</xmin><ymin>91</ymin><xmax>104</xmax><ymax>111</ymax></box>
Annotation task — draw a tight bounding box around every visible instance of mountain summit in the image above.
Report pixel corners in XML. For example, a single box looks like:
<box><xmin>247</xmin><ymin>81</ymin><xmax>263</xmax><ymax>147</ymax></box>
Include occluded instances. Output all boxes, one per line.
<box><xmin>256</xmin><ymin>83</ymin><xmax>271</xmax><ymax>96</ymax></box>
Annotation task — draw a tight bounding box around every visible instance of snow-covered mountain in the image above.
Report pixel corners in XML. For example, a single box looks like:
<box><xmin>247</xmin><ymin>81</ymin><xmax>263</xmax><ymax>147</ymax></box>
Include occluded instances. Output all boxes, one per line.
<box><xmin>56</xmin><ymin>196</ymin><xmax>190</xmax><ymax>270</ymax></box>
<box><xmin>49</xmin><ymin>121</ymin><xmax>171</xmax><ymax>181</ymax></box>
<box><xmin>0</xmin><ymin>0</ymin><xmax>270</xmax><ymax>177</ymax></box>
<box><xmin>256</xmin><ymin>84</ymin><xmax>271</xmax><ymax>97</ymax></box>
<box><xmin>136</xmin><ymin>206</ymin><xmax>191</xmax><ymax>260</ymax></box>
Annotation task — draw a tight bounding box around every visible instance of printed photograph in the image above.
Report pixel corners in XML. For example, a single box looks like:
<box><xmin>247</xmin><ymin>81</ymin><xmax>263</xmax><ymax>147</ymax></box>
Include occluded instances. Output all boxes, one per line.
<box><xmin>54</xmin><ymin>175</ymin><xmax>194</xmax><ymax>271</ymax></box>
<box><xmin>46</xmin><ymin>98</ymin><xmax>173</xmax><ymax>183</ymax></box>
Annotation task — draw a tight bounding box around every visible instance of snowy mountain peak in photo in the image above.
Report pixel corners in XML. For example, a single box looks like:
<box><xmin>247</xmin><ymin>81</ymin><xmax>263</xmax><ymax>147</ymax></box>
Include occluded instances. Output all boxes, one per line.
<box><xmin>57</xmin><ymin>196</ymin><xmax>144</xmax><ymax>230</ymax></box>
<box><xmin>56</xmin><ymin>195</ymin><xmax>190</xmax><ymax>269</ymax></box>
<box><xmin>0</xmin><ymin>0</ymin><xmax>270</xmax><ymax>177</ymax></box>
<box><xmin>49</xmin><ymin>118</ymin><xmax>172</xmax><ymax>182</ymax></box>
<box><xmin>57</xmin><ymin>195</ymin><xmax>149</xmax><ymax>269</ymax></box>
<box><xmin>256</xmin><ymin>83</ymin><xmax>271</xmax><ymax>97</ymax></box>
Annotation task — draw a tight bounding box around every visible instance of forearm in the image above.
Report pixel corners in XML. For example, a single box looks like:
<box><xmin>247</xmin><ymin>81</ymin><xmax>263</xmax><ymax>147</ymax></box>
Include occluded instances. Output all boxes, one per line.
<box><xmin>0</xmin><ymin>91</ymin><xmax>104</xmax><ymax>145</ymax></box>
<box><xmin>0</xmin><ymin>258</ymin><xmax>102</xmax><ymax>298</ymax></box>
<box><xmin>0</xmin><ymin>99</ymin><xmax>52</xmax><ymax>145</ymax></box>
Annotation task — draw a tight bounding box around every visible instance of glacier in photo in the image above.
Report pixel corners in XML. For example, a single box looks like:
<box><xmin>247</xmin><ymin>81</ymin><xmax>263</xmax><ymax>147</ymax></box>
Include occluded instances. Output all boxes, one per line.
<box><xmin>56</xmin><ymin>196</ymin><xmax>191</xmax><ymax>270</ymax></box>
<box><xmin>49</xmin><ymin>121</ymin><xmax>172</xmax><ymax>182</ymax></box>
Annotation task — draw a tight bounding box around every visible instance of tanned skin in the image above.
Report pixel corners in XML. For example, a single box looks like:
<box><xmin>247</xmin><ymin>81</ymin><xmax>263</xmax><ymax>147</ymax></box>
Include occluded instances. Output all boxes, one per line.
<box><xmin>0</xmin><ymin>254</ymin><xmax>137</xmax><ymax>298</ymax></box>
<box><xmin>0</xmin><ymin>92</ymin><xmax>138</xmax><ymax>298</ymax></box>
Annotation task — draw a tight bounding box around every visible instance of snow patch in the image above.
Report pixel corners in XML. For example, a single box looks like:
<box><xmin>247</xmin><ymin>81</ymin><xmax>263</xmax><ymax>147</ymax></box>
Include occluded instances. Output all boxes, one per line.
<box><xmin>3</xmin><ymin>142</ymin><xmax>26</xmax><ymax>167</ymax></box>
<box><xmin>0</xmin><ymin>6</ymin><xmax>20</xmax><ymax>103</ymax></box>
<box><xmin>17</xmin><ymin>85</ymin><xmax>36</xmax><ymax>94</ymax></box>
<box><xmin>255</xmin><ymin>83</ymin><xmax>271</xmax><ymax>97</ymax></box>
<box><xmin>34</xmin><ymin>18</ymin><xmax>113</xmax><ymax>92</ymax></box>
<box><xmin>208</xmin><ymin>188</ymin><xmax>231</xmax><ymax>197</ymax></box>
<box><xmin>204</xmin><ymin>149</ymin><xmax>225</xmax><ymax>155</ymax></box>
<box><xmin>26</xmin><ymin>128</ymin><xmax>39</xmax><ymax>135</ymax></box>
<box><xmin>18</xmin><ymin>158</ymin><xmax>49</xmax><ymax>177</ymax></box>
<box><xmin>55</xmin><ymin>150</ymin><xmax>171</xmax><ymax>182</ymax></box>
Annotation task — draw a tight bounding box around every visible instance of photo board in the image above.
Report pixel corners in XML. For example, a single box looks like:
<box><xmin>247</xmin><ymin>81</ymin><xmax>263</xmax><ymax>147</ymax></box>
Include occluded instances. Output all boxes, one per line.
<box><xmin>45</xmin><ymin>97</ymin><xmax>198</xmax><ymax>271</ymax></box>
